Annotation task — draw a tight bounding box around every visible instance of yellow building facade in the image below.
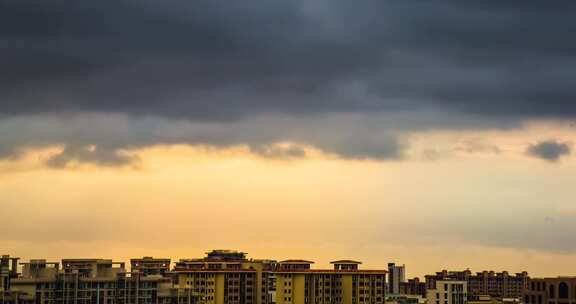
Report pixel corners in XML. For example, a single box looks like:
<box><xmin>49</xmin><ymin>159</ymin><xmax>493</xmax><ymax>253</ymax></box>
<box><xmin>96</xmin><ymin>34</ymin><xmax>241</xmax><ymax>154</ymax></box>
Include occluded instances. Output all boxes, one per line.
<box><xmin>275</xmin><ymin>260</ymin><xmax>387</xmax><ymax>304</ymax></box>
<box><xmin>173</xmin><ymin>250</ymin><xmax>276</xmax><ymax>304</ymax></box>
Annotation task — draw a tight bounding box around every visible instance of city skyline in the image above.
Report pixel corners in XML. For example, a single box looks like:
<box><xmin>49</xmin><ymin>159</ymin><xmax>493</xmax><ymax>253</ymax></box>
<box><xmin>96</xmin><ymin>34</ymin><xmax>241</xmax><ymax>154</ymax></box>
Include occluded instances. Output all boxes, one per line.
<box><xmin>2</xmin><ymin>0</ymin><xmax>576</xmax><ymax>286</ymax></box>
<box><xmin>0</xmin><ymin>251</ymin><xmax>571</xmax><ymax>280</ymax></box>
<box><xmin>2</xmin><ymin>250</ymin><xmax>573</xmax><ymax>304</ymax></box>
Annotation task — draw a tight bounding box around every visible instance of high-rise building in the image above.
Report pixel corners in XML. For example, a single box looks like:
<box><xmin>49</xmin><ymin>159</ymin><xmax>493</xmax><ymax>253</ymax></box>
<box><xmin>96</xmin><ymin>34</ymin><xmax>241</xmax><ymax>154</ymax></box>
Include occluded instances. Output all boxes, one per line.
<box><xmin>172</xmin><ymin>250</ymin><xmax>276</xmax><ymax>304</ymax></box>
<box><xmin>275</xmin><ymin>259</ymin><xmax>387</xmax><ymax>304</ymax></box>
<box><xmin>388</xmin><ymin>263</ymin><xmax>406</xmax><ymax>295</ymax></box>
<box><xmin>425</xmin><ymin>270</ymin><xmax>528</xmax><ymax>300</ymax></box>
<box><xmin>426</xmin><ymin>280</ymin><xmax>468</xmax><ymax>304</ymax></box>
<box><xmin>523</xmin><ymin>277</ymin><xmax>576</xmax><ymax>304</ymax></box>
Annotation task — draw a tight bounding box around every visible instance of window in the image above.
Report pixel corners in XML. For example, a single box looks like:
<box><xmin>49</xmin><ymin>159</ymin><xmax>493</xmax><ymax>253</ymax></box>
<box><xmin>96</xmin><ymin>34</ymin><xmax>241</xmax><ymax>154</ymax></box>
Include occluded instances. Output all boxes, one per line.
<box><xmin>559</xmin><ymin>282</ymin><xmax>569</xmax><ymax>299</ymax></box>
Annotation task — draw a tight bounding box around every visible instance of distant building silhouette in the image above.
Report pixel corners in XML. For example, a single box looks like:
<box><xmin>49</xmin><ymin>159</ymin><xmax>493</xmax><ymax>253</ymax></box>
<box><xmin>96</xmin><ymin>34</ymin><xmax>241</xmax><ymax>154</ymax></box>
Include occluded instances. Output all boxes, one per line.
<box><xmin>425</xmin><ymin>270</ymin><xmax>528</xmax><ymax>300</ymax></box>
<box><xmin>388</xmin><ymin>263</ymin><xmax>406</xmax><ymax>295</ymax></box>
<box><xmin>400</xmin><ymin>277</ymin><xmax>427</xmax><ymax>297</ymax></box>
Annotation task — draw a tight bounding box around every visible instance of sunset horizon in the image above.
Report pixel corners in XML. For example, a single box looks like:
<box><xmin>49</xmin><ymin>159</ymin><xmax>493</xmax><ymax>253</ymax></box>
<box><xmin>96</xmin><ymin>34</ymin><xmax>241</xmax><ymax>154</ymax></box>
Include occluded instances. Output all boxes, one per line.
<box><xmin>2</xmin><ymin>1</ymin><xmax>576</xmax><ymax>304</ymax></box>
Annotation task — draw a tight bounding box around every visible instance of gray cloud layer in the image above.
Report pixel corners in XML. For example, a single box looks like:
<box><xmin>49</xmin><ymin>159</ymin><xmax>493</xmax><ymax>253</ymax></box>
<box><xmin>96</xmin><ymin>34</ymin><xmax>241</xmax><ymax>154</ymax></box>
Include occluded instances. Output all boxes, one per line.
<box><xmin>526</xmin><ymin>140</ymin><xmax>571</xmax><ymax>162</ymax></box>
<box><xmin>1</xmin><ymin>0</ymin><xmax>576</xmax><ymax>164</ymax></box>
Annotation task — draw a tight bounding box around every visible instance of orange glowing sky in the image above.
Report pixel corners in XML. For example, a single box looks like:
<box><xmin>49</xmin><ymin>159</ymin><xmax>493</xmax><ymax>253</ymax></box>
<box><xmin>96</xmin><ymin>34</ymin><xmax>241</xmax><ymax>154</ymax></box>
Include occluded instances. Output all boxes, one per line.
<box><xmin>2</xmin><ymin>120</ymin><xmax>576</xmax><ymax>278</ymax></box>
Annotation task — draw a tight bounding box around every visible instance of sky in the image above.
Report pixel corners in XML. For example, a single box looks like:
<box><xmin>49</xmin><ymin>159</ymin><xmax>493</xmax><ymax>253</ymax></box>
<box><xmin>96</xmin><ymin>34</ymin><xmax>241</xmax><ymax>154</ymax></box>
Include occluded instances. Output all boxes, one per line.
<box><xmin>1</xmin><ymin>0</ymin><xmax>576</xmax><ymax>278</ymax></box>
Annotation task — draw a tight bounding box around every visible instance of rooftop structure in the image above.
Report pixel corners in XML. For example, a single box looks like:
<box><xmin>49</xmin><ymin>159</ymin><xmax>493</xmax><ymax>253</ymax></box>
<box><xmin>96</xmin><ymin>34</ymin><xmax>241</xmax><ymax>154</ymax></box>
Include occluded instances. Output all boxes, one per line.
<box><xmin>331</xmin><ymin>260</ymin><xmax>362</xmax><ymax>271</ymax></box>
<box><xmin>131</xmin><ymin>256</ymin><xmax>171</xmax><ymax>276</ymax></box>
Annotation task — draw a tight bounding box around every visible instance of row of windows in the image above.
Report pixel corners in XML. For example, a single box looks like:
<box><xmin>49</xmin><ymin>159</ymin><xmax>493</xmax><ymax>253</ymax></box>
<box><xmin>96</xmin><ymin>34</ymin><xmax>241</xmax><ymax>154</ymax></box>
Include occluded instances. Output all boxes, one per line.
<box><xmin>185</xmin><ymin>280</ymin><xmax>214</xmax><ymax>285</ymax></box>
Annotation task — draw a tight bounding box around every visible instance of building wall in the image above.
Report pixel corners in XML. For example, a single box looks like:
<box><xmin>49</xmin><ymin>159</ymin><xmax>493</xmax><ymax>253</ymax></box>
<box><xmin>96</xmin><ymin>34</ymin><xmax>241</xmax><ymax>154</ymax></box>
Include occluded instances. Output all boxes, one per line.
<box><xmin>275</xmin><ymin>272</ymin><xmax>386</xmax><ymax>304</ymax></box>
<box><xmin>174</xmin><ymin>268</ymin><xmax>266</xmax><ymax>303</ymax></box>
<box><xmin>342</xmin><ymin>275</ymin><xmax>354</xmax><ymax>304</ymax></box>
<box><xmin>427</xmin><ymin>281</ymin><xmax>468</xmax><ymax>304</ymax></box>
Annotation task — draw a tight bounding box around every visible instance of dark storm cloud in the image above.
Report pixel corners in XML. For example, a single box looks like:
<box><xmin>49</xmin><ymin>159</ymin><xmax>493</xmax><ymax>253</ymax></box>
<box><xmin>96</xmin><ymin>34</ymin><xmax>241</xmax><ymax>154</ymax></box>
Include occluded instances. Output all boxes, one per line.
<box><xmin>1</xmin><ymin>0</ymin><xmax>576</xmax><ymax>163</ymax></box>
<box><xmin>2</xmin><ymin>0</ymin><xmax>576</xmax><ymax>117</ymax></box>
<box><xmin>526</xmin><ymin>140</ymin><xmax>571</xmax><ymax>162</ymax></box>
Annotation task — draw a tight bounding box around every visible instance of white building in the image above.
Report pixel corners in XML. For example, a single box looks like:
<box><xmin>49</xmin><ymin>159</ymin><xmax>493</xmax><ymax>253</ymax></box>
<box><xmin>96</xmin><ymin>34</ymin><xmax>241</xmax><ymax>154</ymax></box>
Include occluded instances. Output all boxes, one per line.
<box><xmin>427</xmin><ymin>280</ymin><xmax>468</xmax><ymax>304</ymax></box>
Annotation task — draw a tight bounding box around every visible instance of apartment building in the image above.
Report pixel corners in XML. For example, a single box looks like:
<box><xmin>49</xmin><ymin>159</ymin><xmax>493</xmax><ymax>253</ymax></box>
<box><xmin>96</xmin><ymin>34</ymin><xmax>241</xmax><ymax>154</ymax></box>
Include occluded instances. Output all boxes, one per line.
<box><xmin>426</xmin><ymin>280</ymin><xmax>467</xmax><ymax>304</ymax></box>
<box><xmin>275</xmin><ymin>259</ymin><xmax>387</xmax><ymax>304</ymax></box>
<box><xmin>172</xmin><ymin>250</ymin><xmax>276</xmax><ymax>304</ymax></box>
<box><xmin>8</xmin><ymin>258</ymin><xmax>175</xmax><ymax>304</ymax></box>
<box><xmin>425</xmin><ymin>270</ymin><xmax>528</xmax><ymax>300</ymax></box>
<box><xmin>388</xmin><ymin>264</ymin><xmax>406</xmax><ymax>295</ymax></box>
<box><xmin>523</xmin><ymin>277</ymin><xmax>576</xmax><ymax>304</ymax></box>
<box><xmin>468</xmin><ymin>271</ymin><xmax>528</xmax><ymax>300</ymax></box>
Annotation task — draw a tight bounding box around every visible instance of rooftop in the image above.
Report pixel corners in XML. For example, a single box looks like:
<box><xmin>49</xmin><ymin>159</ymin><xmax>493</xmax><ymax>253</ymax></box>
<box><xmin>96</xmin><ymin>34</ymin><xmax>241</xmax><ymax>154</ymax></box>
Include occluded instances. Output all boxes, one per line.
<box><xmin>331</xmin><ymin>260</ymin><xmax>362</xmax><ymax>264</ymax></box>
<box><xmin>279</xmin><ymin>259</ymin><xmax>315</xmax><ymax>264</ymax></box>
